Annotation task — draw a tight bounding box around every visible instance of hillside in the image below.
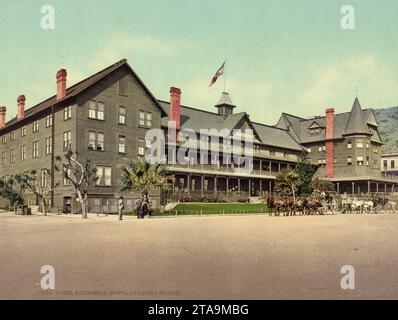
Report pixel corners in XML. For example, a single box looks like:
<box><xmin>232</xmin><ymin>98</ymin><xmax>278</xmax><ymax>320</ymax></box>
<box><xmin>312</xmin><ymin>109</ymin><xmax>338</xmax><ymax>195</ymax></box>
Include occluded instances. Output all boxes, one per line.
<box><xmin>374</xmin><ymin>106</ymin><xmax>398</xmax><ymax>153</ymax></box>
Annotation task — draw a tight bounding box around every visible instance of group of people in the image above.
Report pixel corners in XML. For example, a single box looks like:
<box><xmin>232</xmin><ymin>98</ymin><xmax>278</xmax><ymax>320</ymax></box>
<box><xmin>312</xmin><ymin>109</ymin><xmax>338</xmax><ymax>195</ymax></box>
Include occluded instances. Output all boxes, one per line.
<box><xmin>117</xmin><ymin>193</ymin><xmax>151</xmax><ymax>221</ymax></box>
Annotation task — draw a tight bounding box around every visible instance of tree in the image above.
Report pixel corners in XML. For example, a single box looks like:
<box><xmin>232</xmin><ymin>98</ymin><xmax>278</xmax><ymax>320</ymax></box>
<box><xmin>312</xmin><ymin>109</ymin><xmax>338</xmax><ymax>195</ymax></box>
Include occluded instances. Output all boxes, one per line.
<box><xmin>15</xmin><ymin>169</ymin><xmax>58</xmax><ymax>215</ymax></box>
<box><xmin>56</xmin><ymin>150</ymin><xmax>97</xmax><ymax>219</ymax></box>
<box><xmin>0</xmin><ymin>176</ymin><xmax>25</xmax><ymax>210</ymax></box>
<box><xmin>119</xmin><ymin>158</ymin><xmax>172</xmax><ymax>198</ymax></box>
<box><xmin>275</xmin><ymin>170</ymin><xmax>299</xmax><ymax>201</ymax></box>
<box><xmin>311</xmin><ymin>178</ymin><xmax>335</xmax><ymax>196</ymax></box>
<box><xmin>295</xmin><ymin>155</ymin><xmax>316</xmax><ymax>196</ymax></box>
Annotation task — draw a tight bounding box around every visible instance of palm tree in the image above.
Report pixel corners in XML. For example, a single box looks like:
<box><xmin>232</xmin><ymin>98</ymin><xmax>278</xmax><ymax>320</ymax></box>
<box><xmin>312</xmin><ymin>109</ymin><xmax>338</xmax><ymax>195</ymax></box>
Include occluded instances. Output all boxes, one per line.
<box><xmin>119</xmin><ymin>158</ymin><xmax>172</xmax><ymax>197</ymax></box>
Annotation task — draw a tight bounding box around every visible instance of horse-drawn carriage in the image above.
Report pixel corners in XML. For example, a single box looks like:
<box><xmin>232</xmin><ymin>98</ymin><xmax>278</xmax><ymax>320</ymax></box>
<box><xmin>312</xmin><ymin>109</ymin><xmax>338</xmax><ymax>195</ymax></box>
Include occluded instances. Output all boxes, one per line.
<box><xmin>266</xmin><ymin>192</ymin><xmax>396</xmax><ymax>216</ymax></box>
<box><xmin>340</xmin><ymin>194</ymin><xmax>396</xmax><ymax>214</ymax></box>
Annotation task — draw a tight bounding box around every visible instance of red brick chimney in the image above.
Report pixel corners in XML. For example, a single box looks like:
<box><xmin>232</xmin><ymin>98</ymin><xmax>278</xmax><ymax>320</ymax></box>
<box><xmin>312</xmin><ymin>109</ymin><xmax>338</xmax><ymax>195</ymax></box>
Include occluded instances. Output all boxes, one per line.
<box><xmin>56</xmin><ymin>69</ymin><xmax>67</xmax><ymax>100</ymax></box>
<box><xmin>17</xmin><ymin>95</ymin><xmax>26</xmax><ymax>119</ymax></box>
<box><xmin>325</xmin><ymin>108</ymin><xmax>335</xmax><ymax>178</ymax></box>
<box><xmin>0</xmin><ymin>106</ymin><xmax>6</xmax><ymax>128</ymax></box>
<box><xmin>169</xmin><ymin>87</ymin><xmax>181</xmax><ymax>130</ymax></box>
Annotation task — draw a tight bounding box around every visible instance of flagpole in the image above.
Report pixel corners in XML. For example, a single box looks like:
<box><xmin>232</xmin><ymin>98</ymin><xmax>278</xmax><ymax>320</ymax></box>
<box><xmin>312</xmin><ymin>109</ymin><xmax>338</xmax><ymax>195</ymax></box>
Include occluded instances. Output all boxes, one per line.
<box><xmin>224</xmin><ymin>59</ymin><xmax>227</xmax><ymax>92</ymax></box>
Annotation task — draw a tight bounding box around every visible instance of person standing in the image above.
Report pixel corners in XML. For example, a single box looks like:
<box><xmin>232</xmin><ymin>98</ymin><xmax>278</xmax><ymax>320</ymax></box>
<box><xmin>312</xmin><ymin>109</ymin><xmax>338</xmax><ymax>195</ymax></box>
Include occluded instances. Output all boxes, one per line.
<box><xmin>118</xmin><ymin>196</ymin><xmax>125</xmax><ymax>221</ymax></box>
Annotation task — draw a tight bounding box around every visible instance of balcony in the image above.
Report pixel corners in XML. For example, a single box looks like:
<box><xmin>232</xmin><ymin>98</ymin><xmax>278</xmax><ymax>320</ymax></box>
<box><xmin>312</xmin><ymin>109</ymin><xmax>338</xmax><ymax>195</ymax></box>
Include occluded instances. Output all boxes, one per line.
<box><xmin>167</xmin><ymin>162</ymin><xmax>278</xmax><ymax>178</ymax></box>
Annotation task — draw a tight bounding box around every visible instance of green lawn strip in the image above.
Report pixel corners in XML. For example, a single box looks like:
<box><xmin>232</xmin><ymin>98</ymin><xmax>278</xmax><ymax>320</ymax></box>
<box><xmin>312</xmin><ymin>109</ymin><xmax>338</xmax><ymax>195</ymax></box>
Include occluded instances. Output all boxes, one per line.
<box><xmin>160</xmin><ymin>203</ymin><xmax>268</xmax><ymax>216</ymax></box>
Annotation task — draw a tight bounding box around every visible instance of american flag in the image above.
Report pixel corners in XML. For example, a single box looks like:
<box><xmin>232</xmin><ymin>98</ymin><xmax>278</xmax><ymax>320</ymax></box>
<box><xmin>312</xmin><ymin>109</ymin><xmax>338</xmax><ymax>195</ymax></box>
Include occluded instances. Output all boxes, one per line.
<box><xmin>209</xmin><ymin>62</ymin><xmax>225</xmax><ymax>87</ymax></box>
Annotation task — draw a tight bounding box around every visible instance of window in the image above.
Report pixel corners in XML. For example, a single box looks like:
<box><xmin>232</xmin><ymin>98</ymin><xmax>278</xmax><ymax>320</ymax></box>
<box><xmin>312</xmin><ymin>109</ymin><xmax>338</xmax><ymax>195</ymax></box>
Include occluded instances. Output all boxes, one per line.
<box><xmin>366</xmin><ymin>141</ymin><xmax>370</xmax><ymax>149</ymax></box>
<box><xmin>334</xmin><ymin>157</ymin><xmax>338</xmax><ymax>164</ymax></box>
<box><xmin>97</xmin><ymin>103</ymin><xmax>105</xmax><ymax>120</ymax></box>
<box><xmin>104</xmin><ymin>167</ymin><xmax>112</xmax><ymax>186</ymax></box>
<box><xmin>366</xmin><ymin>156</ymin><xmax>369</xmax><ymax>166</ymax></box>
<box><xmin>146</xmin><ymin>139</ymin><xmax>152</xmax><ymax>149</ymax></box>
<box><xmin>347</xmin><ymin>139</ymin><xmax>352</xmax><ymax>149</ymax></box>
<box><xmin>46</xmin><ymin>114</ymin><xmax>53</xmax><ymax>127</ymax></box>
<box><xmin>138</xmin><ymin>138</ymin><xmax>145</xmax><ymax>156</ymax></box>
<box><xmin>2</xmin><ymin>135</ymin><xmax>6</xmax><ymax>144</ymax></box>
<box><xmin>88</xmin><ymin>101</ymin><xmax>96</xmax><ymax>119</ymax></box>
<box><xmin>21</xmin><ymin>145</ymin><xmax>26</xmax><ymax>160</ymax></box>
<box><xmin>318</xmin><ymin>159</ymin><xmax>322</xmax><ymax>165</ymax></box>
<box><xmin>10</xmin><ymin>131</ymin><xmax>15</xmax><ymax>141</ymax></box>
<box><xmin>347</xmin><ymin>156</ymin><xmax>352</xmax><ymax>165</ymax></box>
<box><xmin>46</xmin><ymin>137</ymin><xmax>53</xmax><ymax>155</ymax></box>
<box><xmin>357</xmin><ymin>156</ymin><xmax>364</xmax><ymax>166</ymax></box>
<box><xmin>41</xmin><ymin>169</ymin><xmax>47</xmax><ymax>188</ymax></box>
<box><xmin>322</xmin><ymin>159</ymin><xmax>326</xmax><ymax>165</ymax></box>
<box><xmin>63</xmin><ymin>166</ymin><xmax>71</xmax><ymax>186</ymax></box>
<box><xmin>118</xmin><ymin>135</ymin><xmax>126</xmax><ymax>153</ymax></box>
<box><xmin>96</xmin><ymin>166</ymin><xmax>112</xmax><ymax>186</ymax></box>
<box><xmin>374</xmin><ymin>146</ymin><xmax>379</xmax><ymax>154</ymax></box>
<box><xmin>64</xmin><ymin>106</ymin><xmax>72</xmax><ymax>120</ymax></box>
<box><xmin>9</xmin><ymin>149</ymin><xmax>15</xmax><ymax>163</ymax></box>
<box><xmin>88</xmin><ymin>131</ymin><xmax>96</xmax><ymax>150</ymax></box>
<box><xmin>383</xmin><ymin>160</ymin><xmax>388</xmax><ymax>169</ymax></box>
<box><xmin>118</xmin><ymin>106</ymin><xmax>126</xmax><ymax>124</ymax></box>
<box><xmin>88</xmin><ymin>131</ymin><xmax>104</xmax><ymax>151</ymax></box>
<box><xmin>88</xmin><ymin>101</ymin><xmax>105</xmax><ymax>120</ymax></box>
<box><xmin>138</xmin><ymin>111</ymin><xmax>152</xmax><ymax>128</ymax></box>
<box><xmin>306</xmin><ymin>148</ymin><xmax>312</xmax><ymax>153</ymax></box>
<box><xmin>1</xmin><ymin>151</ymin><xmax>6</xmax><ymax>165</ymax></box>
<box><xmin>374</xmin><ymin>160</ymin><xmax>378</xmax><ymax>169</ymax></box>
<box><xmin>392</xmin><ymin>160</ymin><xmax>395</xmax><ymax>169</ymax></box>
<box><xmin>21</xmin><ymin>125</ymin><xmax>26</xmax><ymax>136</ymax></box>
<box><xmin>32</xmin><ymin>141</ymin><xmax>39</xmax><ymax>158</ymax></box>
<box><xmin>118</xmin><ymin>79</ymin><xmax>127</xmax><ymax>95</ymax></box>
<box><xmin>33</xmin><ymin>120</ymin><xmax>39</xmax><ymax>132</ymax></box>
<box><xmin>322</xmin><ymin>146</ymin><xmax>326</xmax><ymax>151</ymax></box>
<box><xmin>97</xmin><ymin>133</ymin><xmax>104</xmax><ymax>151</ymax></box>
<box><xmin>63</xmin><ymin>131</ymin><xmax>72</xmax><ymax>150</ymax></box>
<box><xmin>357</xmin><ymin>140</ymin><xmax>364</xmax><ymax>148</ymax></box>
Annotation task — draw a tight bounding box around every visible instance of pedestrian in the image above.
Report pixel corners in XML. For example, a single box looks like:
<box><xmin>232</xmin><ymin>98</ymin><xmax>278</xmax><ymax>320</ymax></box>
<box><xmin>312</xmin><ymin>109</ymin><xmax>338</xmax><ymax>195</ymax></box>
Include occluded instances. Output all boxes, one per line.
<box><xmin>118</xmin><ymin>196</ymin><xmax>124</xmax><ymax>221</ymax></box>
<box><xmin>135</xmin><ymin>198</ymin><xmax>143</xmax><ymax>219</ymax></box>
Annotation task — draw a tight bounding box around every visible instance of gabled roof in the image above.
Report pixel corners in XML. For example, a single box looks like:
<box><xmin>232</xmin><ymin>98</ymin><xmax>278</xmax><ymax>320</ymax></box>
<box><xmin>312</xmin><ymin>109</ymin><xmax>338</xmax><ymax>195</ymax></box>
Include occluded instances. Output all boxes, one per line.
<box><xmin>308</xmin><ymin>121</ymin><xmax>323</xmax><ymax>129</ymax></box>
<box><xmin>0</xmin><ymin>59</ymin><xmax>166</xmax><ymax>133</ymax></box>
<box><xmin>277</xmin><ymin>98</ymin><xmax>379</xmax><ymax>144</ymax></box>
<box><xmin>344</xmin><ymin>97</ymin><xmax>371</xmax><ymax>136</ymax></box>
<box><xmin>159</xmin><ymin>100</ymin><xmax>303</xmax><ymax>151</ymax></box>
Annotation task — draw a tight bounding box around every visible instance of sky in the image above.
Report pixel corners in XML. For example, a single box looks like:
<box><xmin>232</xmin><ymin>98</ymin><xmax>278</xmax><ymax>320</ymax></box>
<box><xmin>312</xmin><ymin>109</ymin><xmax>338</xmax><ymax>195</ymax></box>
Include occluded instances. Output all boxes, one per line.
<box><xmin>0</xmin><ymin>0</ymin><xmax>398</xmax><ymax>125</ymax></box>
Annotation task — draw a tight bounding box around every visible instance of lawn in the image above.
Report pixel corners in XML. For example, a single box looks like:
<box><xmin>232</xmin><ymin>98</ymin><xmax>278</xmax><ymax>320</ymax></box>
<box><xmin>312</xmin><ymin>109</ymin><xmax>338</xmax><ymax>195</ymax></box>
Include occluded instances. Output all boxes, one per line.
<box><xmin>160</xmin><ymin>202</ymin><xmax>268</xmax><ymax>216</ymax></box>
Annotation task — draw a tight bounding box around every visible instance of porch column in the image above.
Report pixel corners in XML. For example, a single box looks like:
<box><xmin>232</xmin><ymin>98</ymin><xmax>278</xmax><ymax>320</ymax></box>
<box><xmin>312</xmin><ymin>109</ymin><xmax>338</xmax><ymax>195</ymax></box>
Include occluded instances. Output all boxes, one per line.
<box><xmin>337</xmin><ymin>182</ymin><xmax>340</xmax><ymax>194</ymax></box>
<box><xmin>368</xmin><ymin>180</ymin><xmax>371</xmax><ymax>194</ymax></box>
<box><xmin>385</xmin><ymin>183</ymin><xmax>387</xmax><ymax>194</ymax></box>
<box><xmin>269</xmin><ymin>161</ymin><xmax>272</xmax><ymax>174</ymax></box>
<box><xmin>260</xmin><ymin>160</ymin><xmax>263</xmax><ymax>175</ymax></box>
<box><xmin>393</xmin><ymin>184</ymin><xmax>395</xmax><ymax>193</ymax></box>
<box><xmin>260</xmin><ymin>180</ymin><xmax>263</xmax><ymax>195</ymax></box>
<box><xmin>214</xmin><ymin>176</ymin><xmax>218</xmax><ymax>194</ymax></box>
<box><xmin>278</xmin><ymin>162</ymin><xmax>281</xmax><ymax>173</ymax></box>
<box><xmin>187</xmin><ymin>175</ymin><xmax>191</xmax><ymax>194</ymax></box>
<box><xmin>376</xmin><ymin>182</ymin><xmax>379</xmax><ymax>193</ymax></box>
<box><xmin>249</xmin><ymin>179</ymin><xmax>251</xmax><ymax>196</ymax></box>
<box><xmin>172</xmin><ymin>175</ymin><xmax>176</xmax><ymax>195</ymax></box>
<box><xmin>238</xmin><ymin>178</ymin><xmax>241</xmax><ymax>193</ymax></box>
<box><xmin>269</xmin><ymin>180</ymin><xmax>272</xmax><ymax>193</ymax></box>
<box><xmin>201</xmin><ymin>176</ymin><xmax>204</xmax><ymax>196</ymax></box>
<box><xmin>351</xmin><ymin>182</ymin><xmax>355</xmax><ymax>195</ymax></box>
<box><xmin>226</xmin><ymin>177</ymin><xmax>229</xmax><ymax>195</ymax></box>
